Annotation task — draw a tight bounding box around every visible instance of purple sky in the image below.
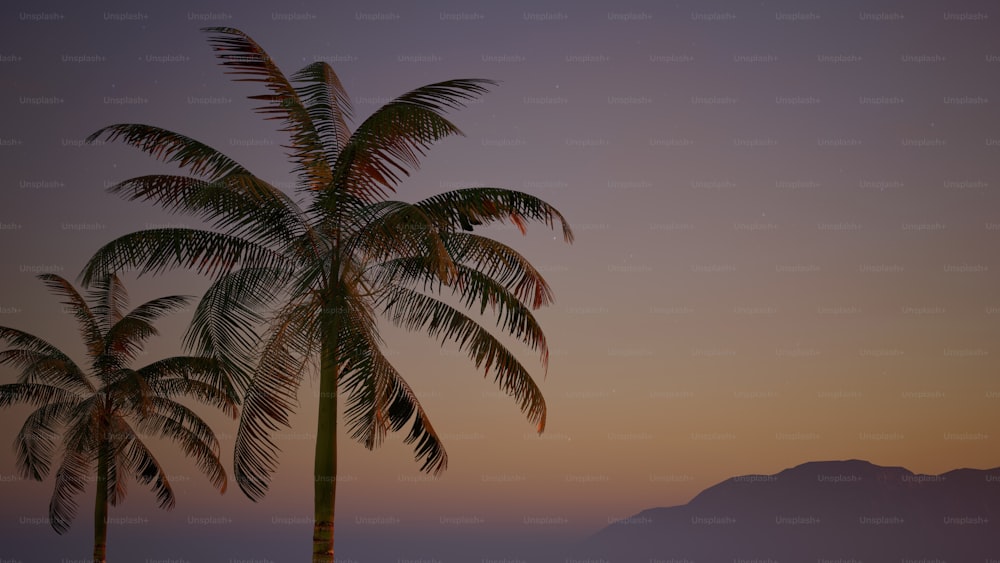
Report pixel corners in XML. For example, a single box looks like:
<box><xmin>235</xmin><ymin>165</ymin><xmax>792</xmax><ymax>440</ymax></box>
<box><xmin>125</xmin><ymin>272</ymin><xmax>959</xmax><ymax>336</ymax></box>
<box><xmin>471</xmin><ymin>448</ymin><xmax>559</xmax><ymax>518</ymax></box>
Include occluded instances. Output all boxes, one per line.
<box><xmin>2</xmin><ymin>0</ymin><xmax>999</xmax><ymax>560</ymax></box>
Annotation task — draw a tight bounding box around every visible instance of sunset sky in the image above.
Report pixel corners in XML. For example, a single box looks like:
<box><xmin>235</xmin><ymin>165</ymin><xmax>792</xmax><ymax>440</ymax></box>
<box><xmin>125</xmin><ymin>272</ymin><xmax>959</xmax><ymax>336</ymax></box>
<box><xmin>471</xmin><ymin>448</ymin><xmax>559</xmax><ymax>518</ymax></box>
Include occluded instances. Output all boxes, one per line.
<box><xmin>1</xmin><ymin>0</ymin><xmax>998</xmax><ymax>560</ymax></box>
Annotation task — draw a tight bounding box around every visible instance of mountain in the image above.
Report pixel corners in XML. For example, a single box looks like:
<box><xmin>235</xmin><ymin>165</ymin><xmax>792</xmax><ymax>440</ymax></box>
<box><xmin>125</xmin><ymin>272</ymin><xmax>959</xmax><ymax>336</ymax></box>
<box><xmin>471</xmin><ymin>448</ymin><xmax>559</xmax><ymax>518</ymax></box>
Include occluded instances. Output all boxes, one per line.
<box><xmin>573</xmin><ymin>459</ymin><xmax>1000</xmax><ymax>562</ymax></box>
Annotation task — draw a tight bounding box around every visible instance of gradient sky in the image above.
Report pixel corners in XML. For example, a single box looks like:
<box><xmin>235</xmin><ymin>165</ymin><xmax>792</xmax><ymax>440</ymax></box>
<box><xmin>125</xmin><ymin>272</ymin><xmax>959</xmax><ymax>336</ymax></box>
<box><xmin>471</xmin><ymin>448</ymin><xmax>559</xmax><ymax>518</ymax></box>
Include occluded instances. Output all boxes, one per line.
<box><xmin>1</xmin><ymin>0</ymin><xmax>999</xmax><ymax>561</ymax></box>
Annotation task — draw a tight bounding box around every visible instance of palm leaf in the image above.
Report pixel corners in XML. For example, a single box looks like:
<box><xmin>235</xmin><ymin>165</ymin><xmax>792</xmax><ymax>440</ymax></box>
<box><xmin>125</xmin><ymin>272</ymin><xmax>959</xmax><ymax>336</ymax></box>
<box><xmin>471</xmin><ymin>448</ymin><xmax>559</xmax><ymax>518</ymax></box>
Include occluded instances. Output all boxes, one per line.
<box><xmin>87</xmin><ymin>274</ymin><xmax>129</xmax><ymax>334</ymax></box>
<box><xmin>378</xmin><ymin>287</ymin><xmax>546</xmax><ymax>432</ymax></box>
<box><xmin>105</xmin><ymin>417</ymin><xmax>130</xmax><ymax>506</ymax></box>
<box><xmin>233</xmin><ymin>298</ymin><xmax>320</xmax><ymax>500</ymax></box>
<box><xmin>202</xmin><ymin>27</ymin><xmax>329</xmax><ymax>191</ymax></box>
<box><xmin>105</xmin><ymin>368</ymin><xmax>154</xmax><ymax>419</ymax></box>
<box><xmin>120</xmin><ymin>430</ymin><xmax>176</xmax><ymax>509</ymax></box>
<box><xmin>344</xmin><ymin>200</ymin><xmax>457</xmax><ymax>284</ymax></box>
<box><xmin>326</xmin><ymin>79</ymin><xmax>495</xmax><ymax>205</ymax></box>
<box><xmin>120</xmin><ymin>294</ymin><xmax>192</xmax><ymax>325</ymax></box>
<box><xmin>103</xmin><ymin>319</ymin><xmax>159</xmax><ymax>371</ymax></box>
<box><xmin>87</xmin><ymin>124</ymin><xmax>247</xmax><ymax>181</ymax></box>
<box><xmin>0</xmin><ymin>326</ymin><xmax>72</xmax><ymax>358</ymax></box>
<box><xmin>393</xmin><ymin>79</ymin><xmax>496</xmax><ymax>111</ymax></box>
<box><xmin>332</xmin><ymin>105</ymin><xmax>460</xmax><ymax>203</ymax></box>
<box><xmin>442</xmin><ymin>232</ymin><xmax>555</xmax><ymax>309</ymax></box>
<box><xmin>138</xmin><ymin>356</ymin><xmax>239</xmax><ymax>417</ymax></box>
<box><xmin>37</xmin><ymin>275</ymin><xmax>103</xmax><ymax>357</ymax></box>
<box><xmin>184</xmin><ymin>266</ymin><xmax>290</xmax><ymax>387</ymax></box>
<box><xmin>292</xmin><ymin>61</ymin><xmax>354</xmax><ymax>164</ymax></box>
<box><xmin>339</xmin><ymin>322</ymin><xmax>448</xmax><ymax>474</ymax></box>
<box><xmin>0</xmin><ymin>382</ymin><xmax>82</xmax><ymax>409</ymax></box>
<box><xmin>373</xmin><ymin>258</ymin><xmax>549</xmax><ymax>369</ymax></box>
<box><xmin>0</xmin><ymin>349</ymin><xmax>92</xmax><ymax>394</ymax></box>
<box><xmin>142</xmin><ymin>397</ymin><xmax>222</xmax><ymax>452</ymax></box>
<box><xmin>15</xmin><ymin>402</ymin><xmax>77</xmax><ymax>481</ymax></box>
<box><xmin>48</xmin><ymin>448</ymin><xmax>91</xmax><ymax>534</ymax></box>
<box><xmin>108</xmin><ymin>174</ymin><xmax>310</xmax><ymax>248</ymax></box>
<box><xmin>136</xmin><ymin>399</ymin><xmax>228</xmax><ymax>494</ymax></box>
<box><xmin>415</xmin><ymin>187</ymin><xmax>574</xmax><ymax>242</ymax></box>
<box><xmin>81</xmin><ymin>228</ymin><xmax>289</xmax><ymax>286</ymax></box>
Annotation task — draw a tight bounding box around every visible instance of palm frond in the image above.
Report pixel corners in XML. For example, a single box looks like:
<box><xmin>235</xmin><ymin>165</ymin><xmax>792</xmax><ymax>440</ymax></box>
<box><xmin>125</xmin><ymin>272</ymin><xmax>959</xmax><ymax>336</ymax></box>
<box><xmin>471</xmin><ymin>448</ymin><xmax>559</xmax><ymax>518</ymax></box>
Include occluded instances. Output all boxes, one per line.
<box><xmin>395</xmin><ymin>79</ymin><xmax>496</xmax><ymax>110</ymax></box>
<box><xmin>0</xmin><ymin>382</ymin><xmax>82</xmax><ymax>409</ymax></box>
<box><xmin>87</xmin><ymin>124</ymin><xmax>247</xmax><ymax>181</ymax></box>
<box><xmin>442</xmin><ymin>232</ymin><xmax>555</xmax><ymax>309</ymax></box>
<box><xmin>339</xmin><ymin>323</ymin><xmax>448</xmax><ymax>474</ymax></box>
<box><xmin>121</xmin><ymin>294</ymin><xmax>192</xmax><ymax>326</ymax></box>
<box><xmin>142</xmin><ymin>397</ymin><xmax>220</xmax><ymax>450</ymax></box>
<box><xmin>184</xmin><ymin>266</ymin><xmax>290</xmax><ymax>387</ymax></box>
<box><xmin>372</xmin><ymin>258</ymin><xmax>549</xmax><ymax>370</ymax></box>
<box><xmin>415</xmin><ymin>187</ymin><xmax>574</xmax><ymax>242</ymax></box>
<box><xmin>108</xmin><ymin>173</ymin><xmax>311</xmax><ymax>248</ymax></box>
<box><xmin>48</xmin><ymin>449</ymin><xmax>91</xmax><ymax>534</ymax></box>
<box><xmin>0</xmin><ymin>348</ymin><xmax>92</xmax><ymax>394</ymax></box>
<box><xmin>137</xmin><ymin>399</ymin><xmax>228</xmax><ymax>493</ymax></box>
<box><xmin>61</xmin><ymin>396</ymin><xmax>100</xmax><ymax>452</ymax></box>
<box><xmin>336</xmin><ymin>285</ymin><xmax>388</xmax><ymax>447</ymax></box>
<box><xmin>327</xmin><ymin>80</ymin><xmax>494</xmax><ymax>205</ymax></box>
<box><xmin>332</xmin><ymin>107</ymin><xmax>460</xmax><ymax>203</ymax></box>
<box><xmin>344</xmin><ymin>200</ymin><xmax>456</xmax><ymax>284</ymax></box>
<box><xmin>87</xmin><ymin>274</ymin><xmax>129</xmax><ymax>334</ymax></box>
<box><xmin>0</xmin><ymin>327</ymin><xmax>71</xmax><ymax>357</ymax></box>
<box><xmin>138</xmin><ymin>356</ymin><xmax>239</xmax><ymax>417</ymax></box>
<box><xmin>103</xmin><ymin>320</ymin><xmax>159</xmax><ymax>371</ymax></box>
<box><xmin>202</xmin><ymin>27</ymin><xmax>329</xmax><ymax>191</ymax></box>
<box><xmin>15</xmin><ymin>402</ymin><xmax>77</xmax><ymax>481</ymax></box>
<box><xmin>103</xmin><ymin>295</ymin><xmax>193</xmax><ymax>368</ymax></box>
<box><xmin>120</xmin><ymin>431</ymin><xmax>176</xmax><ymax>509</ymax></box>
<box><xmin>105</xmin><ymin>368</ymin><xmax>154</xmax><ymax>420</ymax></box>
<box><xmin>292</xmin><ymin>61</ymin><xmax>353</xmax><ymax>168</ymax></box>
<box><xmin>233</xmin><ymin>298</ymin><xmax>320</xmax><ymax>500</ymax></box>
<box><xmin>36</xmin><ymin>275</ymin><xmax>103</xmax><ymax>357</ymax></box>
<box><xmin>80</xmin><ymin>228</ymin><xmax>289</xmax><ymax>286</ymax></box>
<box><xmin>378</xmin><ymin>287</ymin><xmax>546</xmax><ymax>432</ymax></box>
<box><xmin>105</xmin><ymin>418</ymin><xmax>130</xmax><ymax>506</ymax></box>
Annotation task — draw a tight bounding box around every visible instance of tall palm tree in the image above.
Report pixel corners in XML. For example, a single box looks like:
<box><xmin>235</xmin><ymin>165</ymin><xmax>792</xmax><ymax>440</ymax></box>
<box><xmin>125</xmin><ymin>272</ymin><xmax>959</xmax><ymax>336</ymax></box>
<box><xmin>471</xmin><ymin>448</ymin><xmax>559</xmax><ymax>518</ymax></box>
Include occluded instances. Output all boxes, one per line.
<box><xmin>0</xmin><ymin>274</ymin><xmax>238</xmax><ymax>562</ymax></box>
<box><xmin>81</xmin><ymin>27</ymin><xmax>573</xmax><ymax>561</ymax></box>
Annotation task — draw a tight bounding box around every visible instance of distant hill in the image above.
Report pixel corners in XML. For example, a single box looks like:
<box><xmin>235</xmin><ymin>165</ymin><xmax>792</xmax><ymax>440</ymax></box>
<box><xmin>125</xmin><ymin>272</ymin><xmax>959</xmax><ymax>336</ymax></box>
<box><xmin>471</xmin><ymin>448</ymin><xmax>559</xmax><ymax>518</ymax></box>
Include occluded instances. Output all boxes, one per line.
<box><xmin>574</xmin><ymin>459</ymin><xmax>1000</xmax><ymax>562</ymax></box>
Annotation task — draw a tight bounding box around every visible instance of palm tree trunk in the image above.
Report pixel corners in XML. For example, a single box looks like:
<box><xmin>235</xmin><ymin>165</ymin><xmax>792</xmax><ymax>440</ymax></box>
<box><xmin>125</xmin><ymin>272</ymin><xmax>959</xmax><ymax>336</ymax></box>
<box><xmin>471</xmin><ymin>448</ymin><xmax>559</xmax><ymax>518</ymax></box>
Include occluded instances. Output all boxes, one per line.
<box><xmin>93</xmin><ymin>441</ymin><xmax>109</xmax><ymax>563</ymax></box>
<box><xmin>313</xmin><ymin>315</ymin><xmax>339</xmax><ymax>562</ymax></box>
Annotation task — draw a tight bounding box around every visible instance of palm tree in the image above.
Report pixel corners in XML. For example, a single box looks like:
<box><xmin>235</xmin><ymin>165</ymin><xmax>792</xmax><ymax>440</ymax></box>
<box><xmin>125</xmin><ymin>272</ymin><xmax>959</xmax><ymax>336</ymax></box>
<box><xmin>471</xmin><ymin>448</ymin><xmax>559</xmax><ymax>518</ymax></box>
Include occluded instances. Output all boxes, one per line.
<box><xmin>81</xmin><ymin>27</ymin><xmax>573</xmax><ymax>561</ymax></box>
<box><xmin>0</xmin><ymin>274</ymin><xmax>238</xmax><ymax>562</ymax></box>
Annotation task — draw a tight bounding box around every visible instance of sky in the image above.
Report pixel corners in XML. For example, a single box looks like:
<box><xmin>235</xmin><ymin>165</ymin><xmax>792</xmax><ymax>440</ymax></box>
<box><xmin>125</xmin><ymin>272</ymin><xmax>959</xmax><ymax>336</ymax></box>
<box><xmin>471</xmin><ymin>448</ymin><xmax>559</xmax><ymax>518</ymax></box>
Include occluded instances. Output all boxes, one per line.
<box><xmin>1</xmin><ymin>0</ymin><xmax>999</xmax><ymax>560</ymax></box>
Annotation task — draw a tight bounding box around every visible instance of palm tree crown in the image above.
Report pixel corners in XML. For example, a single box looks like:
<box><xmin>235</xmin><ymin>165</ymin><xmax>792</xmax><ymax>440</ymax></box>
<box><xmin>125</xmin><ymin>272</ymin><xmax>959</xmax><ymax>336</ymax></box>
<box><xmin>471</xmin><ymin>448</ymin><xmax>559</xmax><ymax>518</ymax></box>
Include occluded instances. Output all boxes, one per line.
<box><xmin>0</xmin><ymin>274</ymin><xmax>238</xmax><ymax>561</ymax></box>
<box><xmin>82</xmin><ymin>27</ymin><xmax>572</xmax><ymax>560</ymax></box>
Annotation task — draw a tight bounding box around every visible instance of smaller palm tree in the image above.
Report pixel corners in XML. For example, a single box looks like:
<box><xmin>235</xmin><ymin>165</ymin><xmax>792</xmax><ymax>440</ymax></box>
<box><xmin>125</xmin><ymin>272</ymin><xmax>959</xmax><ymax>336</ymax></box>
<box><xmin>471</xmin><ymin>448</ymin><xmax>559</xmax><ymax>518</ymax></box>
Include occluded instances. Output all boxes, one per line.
<box><xmin>0</xmin><ymin>274</ymin><xmax>238</xmax><ymax>563</ymax></box>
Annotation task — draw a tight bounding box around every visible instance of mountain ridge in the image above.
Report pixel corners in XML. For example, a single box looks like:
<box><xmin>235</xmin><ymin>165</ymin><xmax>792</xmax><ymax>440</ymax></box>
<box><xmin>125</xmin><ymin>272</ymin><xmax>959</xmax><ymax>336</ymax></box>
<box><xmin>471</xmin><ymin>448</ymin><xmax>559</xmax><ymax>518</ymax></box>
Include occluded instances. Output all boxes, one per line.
<box><xmin>575</xmin><ymin>459</ymin><xmax>1000</xmax><ymax>562</ymax></box>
